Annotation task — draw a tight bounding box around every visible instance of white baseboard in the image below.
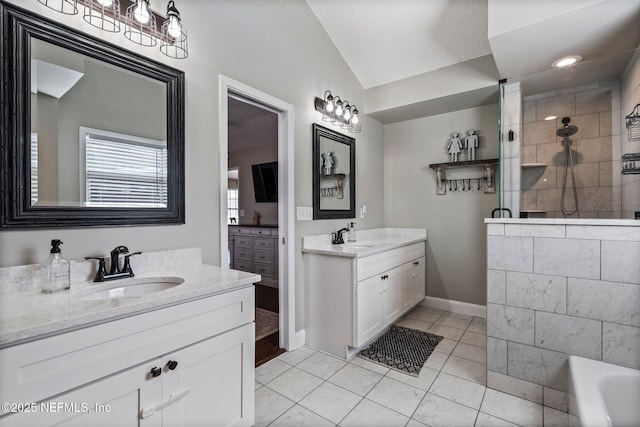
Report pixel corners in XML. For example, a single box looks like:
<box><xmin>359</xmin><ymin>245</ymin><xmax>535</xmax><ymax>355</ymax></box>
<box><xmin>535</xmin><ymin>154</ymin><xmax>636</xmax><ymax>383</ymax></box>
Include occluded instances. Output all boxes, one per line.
<box><xmin>287</xmin><ymin>329</ymin><xmax>306</xmax><ymax>351</ymax></box>
<box><xmin>421</xmin><ymin>296</ymin><xmax>486</xmax><ymax>318</ymax></box>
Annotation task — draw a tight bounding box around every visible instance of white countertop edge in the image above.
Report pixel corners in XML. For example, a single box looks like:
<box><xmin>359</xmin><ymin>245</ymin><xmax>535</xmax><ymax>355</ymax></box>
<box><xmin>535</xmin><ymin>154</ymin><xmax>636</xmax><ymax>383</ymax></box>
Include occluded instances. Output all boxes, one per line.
<box><xmin>485</xmin><ymin>218</ymin><xmax>640</xmax><ymax>226</ymax></box>
<box><xmin>302</xmin><ymin>228</ymin><xmax>427</xmax><ymax>258</ymax></box>
<box><xmin>0</xmin><ymin>265</ymin><xmax>260</xmax><ymax>348</ymax></box>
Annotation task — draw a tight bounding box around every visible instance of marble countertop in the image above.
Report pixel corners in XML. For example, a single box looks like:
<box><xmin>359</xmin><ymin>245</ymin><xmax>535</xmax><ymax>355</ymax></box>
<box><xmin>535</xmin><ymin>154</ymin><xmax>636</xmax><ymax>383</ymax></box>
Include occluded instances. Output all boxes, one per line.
<box><xmin>485</xmin><ymin>218</ymin><xmax>640</xmax><ymax>226</ymax></box>
<box><xmin>302</xmin><ymin>228</ymin><xmax>427</xmax><ymax>258</ymax></box>
<box><xmin>0</xmin><ymin>264</ymin><xmax>260</xmax><ymax>348</ymax></box>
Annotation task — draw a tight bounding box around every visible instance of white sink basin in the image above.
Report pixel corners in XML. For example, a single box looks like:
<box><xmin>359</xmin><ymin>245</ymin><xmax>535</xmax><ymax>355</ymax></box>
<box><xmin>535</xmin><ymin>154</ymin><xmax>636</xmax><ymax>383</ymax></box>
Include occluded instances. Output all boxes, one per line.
<box><xmin>78</xmin><ymin>276</ymin><xmax>184</xmax><ymax>300</ymax></box>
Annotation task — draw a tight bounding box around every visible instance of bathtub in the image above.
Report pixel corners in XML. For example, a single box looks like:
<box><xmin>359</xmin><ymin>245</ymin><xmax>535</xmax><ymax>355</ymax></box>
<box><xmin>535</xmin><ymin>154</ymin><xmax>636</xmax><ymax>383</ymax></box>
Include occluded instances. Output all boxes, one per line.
<box><xmin>569</xmin><ymin>355</ymin><xmax>640</xmax><ymax>427</ymax></box>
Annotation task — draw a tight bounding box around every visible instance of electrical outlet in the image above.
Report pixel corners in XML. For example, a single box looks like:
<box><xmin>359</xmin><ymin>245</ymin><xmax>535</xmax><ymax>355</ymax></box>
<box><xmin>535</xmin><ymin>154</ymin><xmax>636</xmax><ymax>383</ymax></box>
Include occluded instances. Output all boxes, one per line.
<box><xmin>360</xmin><ymin>205</ymin><xmax>366</xmax><ymax>218</ymax></box>
<box><xmin>297</xmin><ymin>206</ymin><xmax>313</xmax><ymax>221</ymax></box>
<box><xmin>239</xmin><ymin>209</ymin><xmax>245</xmax><ymax>217</ymax></box>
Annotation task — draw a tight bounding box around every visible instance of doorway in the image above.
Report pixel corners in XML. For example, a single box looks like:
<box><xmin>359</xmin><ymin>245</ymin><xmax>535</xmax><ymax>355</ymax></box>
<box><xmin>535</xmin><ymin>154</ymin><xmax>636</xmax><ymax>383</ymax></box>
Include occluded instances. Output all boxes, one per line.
<box><xmin>218</xmin><ymin>76</ymin><xmax>301</xmax><ymax>364</ymax></box>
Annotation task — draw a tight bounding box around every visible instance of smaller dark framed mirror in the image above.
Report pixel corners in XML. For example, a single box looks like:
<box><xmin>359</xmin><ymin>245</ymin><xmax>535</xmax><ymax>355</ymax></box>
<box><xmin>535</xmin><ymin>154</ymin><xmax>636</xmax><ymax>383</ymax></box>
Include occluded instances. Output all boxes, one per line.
<box><xmin>312</xmin><ymin>124</ymin><xmax>355</xmax><ymax>220</ymax></box>
<box><xmin>0</xmin><ymin>2</ymin><xmax>184</xmax><ymax>228</ymax></box>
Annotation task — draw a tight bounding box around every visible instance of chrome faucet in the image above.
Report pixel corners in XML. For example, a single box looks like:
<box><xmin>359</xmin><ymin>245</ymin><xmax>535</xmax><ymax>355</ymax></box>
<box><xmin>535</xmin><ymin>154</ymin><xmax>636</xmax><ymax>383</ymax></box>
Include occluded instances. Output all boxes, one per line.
<box><xmin>85</xmin><ymin>246</ymin><xmax>141</xmax><ymax>282</ymax></box>
<box><xmin>331</xmin><ymin>228</ymin><xmax>349</xmax><ymax>245</ymax></box>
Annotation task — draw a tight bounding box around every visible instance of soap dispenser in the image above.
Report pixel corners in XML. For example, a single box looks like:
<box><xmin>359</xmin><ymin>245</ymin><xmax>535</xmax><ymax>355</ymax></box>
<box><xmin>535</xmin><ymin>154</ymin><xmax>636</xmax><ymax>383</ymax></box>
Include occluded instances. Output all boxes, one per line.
<box><xmin>347</xmin><ymin>222</ymin><xmax>356</xmax><ymax>242</ymax></box>
<box><xmin>41</xmin><ymin>239</ymin><xmax>70</xmax><ymax>293</ymax></box>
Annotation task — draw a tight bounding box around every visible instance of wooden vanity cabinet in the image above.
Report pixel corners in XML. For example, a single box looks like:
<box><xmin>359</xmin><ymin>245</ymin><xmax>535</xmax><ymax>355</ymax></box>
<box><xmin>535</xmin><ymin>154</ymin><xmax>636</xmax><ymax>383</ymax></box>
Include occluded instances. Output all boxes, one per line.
<box><xmin>229</xmin><ymin>226</ymin><xmax>278</xmax><ymax>287</ymax></box>
<box><xmin>0</xmin><ymin>287</ymin><xmax>255</xmax><ymax>427</ymax></box>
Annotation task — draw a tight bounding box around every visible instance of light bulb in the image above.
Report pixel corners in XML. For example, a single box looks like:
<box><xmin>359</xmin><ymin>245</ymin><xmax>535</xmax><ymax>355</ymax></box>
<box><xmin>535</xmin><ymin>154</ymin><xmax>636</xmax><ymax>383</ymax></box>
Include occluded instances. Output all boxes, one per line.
<box><xmin>326</xmin><ymin>98</ymin><xmax>334</xmax><ymax>112</ymax></box>
<box><xmin>97</xmin><ymin>0</ymin><xmax>113</xmax><ymax>7</ymax></box>
<box><xmin>335</xmin><ymin>101</ymin><xmax>343</xmax><ymax>117</ymax></box>
<box><xmin>351</xmin><ymin>111</ymin><xmax>359</xmax><ymax>124</ymax></box>
<box><xmin>167</xmin><ymin>15</ymin><xmax>182</xmax><ymax>38</ymax></box>
<box><xmin>343</xmin><ymin>106</ymin><xmax>352</xmax><ymax>121</ymax></box>
<box><xmin>133</xmin><ymin>1</ymin><xmax>150</xmax><ymax>24</ymax></box>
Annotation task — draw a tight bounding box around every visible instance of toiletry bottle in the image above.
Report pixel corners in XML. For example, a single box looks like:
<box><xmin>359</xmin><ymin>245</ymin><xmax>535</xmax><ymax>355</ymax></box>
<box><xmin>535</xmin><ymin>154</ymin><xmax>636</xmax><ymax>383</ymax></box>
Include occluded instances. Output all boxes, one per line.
<box><xmin>347</xmin><ymin>222</ymin><xmax>356</xmax><ymax>242</ymax></box>
<box><xmin>41</xmin><ymin>239</ymin><xmax>71</xmax><ymax>293</ymax></box>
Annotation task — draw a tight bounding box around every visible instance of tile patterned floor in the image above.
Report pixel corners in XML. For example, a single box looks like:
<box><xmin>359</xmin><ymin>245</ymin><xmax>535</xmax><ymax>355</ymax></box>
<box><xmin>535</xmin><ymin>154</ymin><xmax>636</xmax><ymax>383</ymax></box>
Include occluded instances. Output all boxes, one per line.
<box><xmin>255</xmin><ymin>307</ymin><xmax>570</xmax><ymax>427</ymax></box>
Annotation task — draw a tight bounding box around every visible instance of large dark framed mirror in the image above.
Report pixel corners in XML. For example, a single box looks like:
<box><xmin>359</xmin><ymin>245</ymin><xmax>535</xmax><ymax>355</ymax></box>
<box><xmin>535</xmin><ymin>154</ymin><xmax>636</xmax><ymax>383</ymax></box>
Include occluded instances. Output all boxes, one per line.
<box><xmin>312</xmin><ymin>124</ymin><xmax>355</xmax><ymax>219</ymax></box>
<box><xmin>0</xmin><ymin>2</ymin><xmax>185</xmax><ymax>228</ymax></box>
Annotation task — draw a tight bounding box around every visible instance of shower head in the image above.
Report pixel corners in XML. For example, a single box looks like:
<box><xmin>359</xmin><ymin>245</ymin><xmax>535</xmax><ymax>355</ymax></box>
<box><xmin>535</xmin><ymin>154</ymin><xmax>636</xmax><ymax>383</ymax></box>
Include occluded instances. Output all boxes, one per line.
<box><xmin>556</xmin><ymin>116</ymin><xmax>578</xmax><ymax>137</ymax></box>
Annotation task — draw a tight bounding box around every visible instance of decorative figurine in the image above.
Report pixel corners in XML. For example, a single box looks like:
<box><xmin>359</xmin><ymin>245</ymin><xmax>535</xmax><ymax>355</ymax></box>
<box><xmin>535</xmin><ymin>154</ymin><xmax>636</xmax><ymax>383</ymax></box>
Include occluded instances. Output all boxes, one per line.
<box><xmin>252</xmin><ymin>211</ymin><xmax>261</xmax><ymax>225</ymax></box>
<box><xmin>447</xmin><ymin>132</ymin><xmax>462</xmax><ymax>162</ymax></box>
<box><xmin>323</xmin><ymin>152</ymin><xmax>334</xmax><ymax>175</ymax></box>
<box><xmin>465</xmin><ymin>129</ymin><xmax>479</xmax><ymax>161</ymax></box>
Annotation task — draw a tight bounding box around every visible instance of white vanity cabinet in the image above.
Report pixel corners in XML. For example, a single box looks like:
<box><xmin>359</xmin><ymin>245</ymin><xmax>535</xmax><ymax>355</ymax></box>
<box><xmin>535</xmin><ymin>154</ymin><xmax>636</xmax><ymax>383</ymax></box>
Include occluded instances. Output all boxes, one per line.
<box><xmin>356</xmin><ymin>266</ymin><xmax>403</xmax><ymax>346</ymax></box>
<box><xmin>305</xmin><ymin>240</ymin><xmax>426</xmax><ymax>359</ymax></box>
<box><xmin>402</xmin><ymin>257</ymin><xmax>426</xmax><ymax>312</ymax></box>
<box><xmin>0</xmin><ymin>286</ymin><xmax>255</xmax><ymax>427</ymax></box>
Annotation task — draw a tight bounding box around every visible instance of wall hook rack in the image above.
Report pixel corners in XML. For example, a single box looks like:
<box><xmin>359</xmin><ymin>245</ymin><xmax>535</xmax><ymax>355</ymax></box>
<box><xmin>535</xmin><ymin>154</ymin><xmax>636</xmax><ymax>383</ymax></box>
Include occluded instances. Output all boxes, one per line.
<box><xmin>626</xmin><ymin>103</ymin><xmax>640</xmax><ymax>142</ymax></box>
<box><xmin>428</xmin><ymin>158</ymin><xmax>498</xmax><ymax>195</ymax></box>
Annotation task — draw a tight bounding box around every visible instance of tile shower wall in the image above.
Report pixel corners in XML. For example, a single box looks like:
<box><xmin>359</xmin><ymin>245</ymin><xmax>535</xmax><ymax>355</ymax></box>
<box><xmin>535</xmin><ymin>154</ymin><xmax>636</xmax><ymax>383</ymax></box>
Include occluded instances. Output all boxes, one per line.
<box><xmin>522</xmin><ymin>83</ymin><xmax>621</xmax><ymax>218</ymax></box>
<box><xmin>621</xmin><ymin>49</ymin><xmax>640</xmax><ymax>216</ymax></box>
<box><xmin>486</xmin><ymin>221</ymin><xmax>640</xmax><ymax>411</ymax></box>
<box><xmin>501</xmin><ymin>82</ymin><xmax>522</xmax><ymax>218</ymax></box>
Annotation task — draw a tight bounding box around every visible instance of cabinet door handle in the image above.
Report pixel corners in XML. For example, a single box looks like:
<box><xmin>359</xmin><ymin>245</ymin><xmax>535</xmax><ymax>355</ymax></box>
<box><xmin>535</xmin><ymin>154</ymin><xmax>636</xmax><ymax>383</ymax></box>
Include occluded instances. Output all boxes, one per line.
<box><xmin>150</xmin><ymin>367</ymin><xmax>162</xmax><ymax>378</ymax></box>
<box><xmin>166</xmin><ymin>360</ymin><xmax>178</xmax><ymax>370</ymax></box>
<box><xmin>140</xmin><ymin>389</ymin><xmax>191</xmax><ymax>419</ymax></box>
<box><xmin>413</xmin><ymin>261</ymin><xmax>420</xmax><ymax>265</ymax></box>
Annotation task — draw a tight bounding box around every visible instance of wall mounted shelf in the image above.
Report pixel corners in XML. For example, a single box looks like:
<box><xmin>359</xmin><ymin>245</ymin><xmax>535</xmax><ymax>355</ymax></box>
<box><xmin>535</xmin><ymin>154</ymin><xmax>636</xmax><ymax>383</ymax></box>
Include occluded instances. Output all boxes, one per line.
<box><xmin>428</xmin><ymin>158</ymin><xmax>498</xmax><ymax>195</ymax></box>
<box><xmin>319</xmin><ymin>173</ymin><xmax>346</xmax><ymax>198</ymax></box>
<box><xmin>428</xmin><ymin>158</ymin><xmax>499</xmax><ymax>170</ymax></box>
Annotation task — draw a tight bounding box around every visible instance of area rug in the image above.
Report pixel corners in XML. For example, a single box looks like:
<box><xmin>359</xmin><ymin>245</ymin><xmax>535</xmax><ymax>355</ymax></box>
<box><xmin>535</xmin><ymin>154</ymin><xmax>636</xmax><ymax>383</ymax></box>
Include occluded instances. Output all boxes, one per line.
<box><xmin>255</xmin><ymin>308</ymin><xmax>279</xmax><ymax>341</ymax></box>
<box><xmin>358</xmin><ymin>325</ymin><xmax>443</xmax><ymax>376</ymax></box>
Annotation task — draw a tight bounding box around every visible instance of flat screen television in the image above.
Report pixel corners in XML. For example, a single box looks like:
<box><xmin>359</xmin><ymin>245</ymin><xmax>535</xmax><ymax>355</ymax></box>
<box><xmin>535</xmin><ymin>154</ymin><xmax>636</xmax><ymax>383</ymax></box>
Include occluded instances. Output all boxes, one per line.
<box><xmin>251</xmin><ymin>161</ymin><xmax>278</xmax><ymax>202</ymax></box>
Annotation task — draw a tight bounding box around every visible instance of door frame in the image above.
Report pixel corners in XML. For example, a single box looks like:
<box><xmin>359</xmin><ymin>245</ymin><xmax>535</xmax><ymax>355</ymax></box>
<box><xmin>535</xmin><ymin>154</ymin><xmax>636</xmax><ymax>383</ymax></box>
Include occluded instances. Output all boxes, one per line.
<box><xmin>219</xmin><ymin>75</ymin><xmax>301</xmax><ymax>350</ymax></box>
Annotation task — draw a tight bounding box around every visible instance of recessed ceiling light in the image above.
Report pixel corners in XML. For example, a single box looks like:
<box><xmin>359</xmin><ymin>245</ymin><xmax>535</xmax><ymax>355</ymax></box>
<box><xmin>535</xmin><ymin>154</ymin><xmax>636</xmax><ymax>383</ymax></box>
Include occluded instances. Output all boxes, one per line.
<box><xmin>551</xmin><ymin>55</ymin><xmax>583</xmax><ymax>68</ymax></box>
<box><xmin>545</xmin><ymin>116</ymin><xmax>557</xmax><ymax>121</ymax></box>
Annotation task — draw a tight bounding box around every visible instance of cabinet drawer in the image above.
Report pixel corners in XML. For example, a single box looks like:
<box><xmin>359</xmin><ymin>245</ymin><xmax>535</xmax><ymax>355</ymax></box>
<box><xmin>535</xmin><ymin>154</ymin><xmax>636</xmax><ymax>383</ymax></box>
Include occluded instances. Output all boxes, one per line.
<box><xmin>234</xmin><ymin>260</ymin><xmax>252</xmax><ymax>272</ymax></box>
<box><xmin>229</xmin><ymin>226</ymin><xmax>253</xmax><ymax>235</ymax></box>
<box><xmin>234</xmin><ymin>235</ymin><xmax>253</xmax><ymax>248</ymax></box>
<box><xmin>250</xmin><ymin>228</ymin><xmax>272</xmax><ymax>236</ymax></box>
<box><xmin>254</xmin><ymin>238</ymin><xmax>273</xmax><ymax>250</ymax></box>
<box><xmin>0</xmin><ymin>287</ymin><xmax>254</xmax><ymax>407</ymax></box>
<box><xmin>253</xmin><ymin>263</ymin><xmax>273</xmax><ymax>278</ymax></box>
<box><xmin>234</xmin><ymin>247</ymin><xmax>252</xmax><ymax>261</ymax></box>
<box><xmin>356</xmin><ymin>242</ymin><xmax>425</xmax><ymax>281</ymax></box>
<box><xmin>254</xmin><ymin>250</ymin><xmax>273</xmax><ymax>264</ymax></box>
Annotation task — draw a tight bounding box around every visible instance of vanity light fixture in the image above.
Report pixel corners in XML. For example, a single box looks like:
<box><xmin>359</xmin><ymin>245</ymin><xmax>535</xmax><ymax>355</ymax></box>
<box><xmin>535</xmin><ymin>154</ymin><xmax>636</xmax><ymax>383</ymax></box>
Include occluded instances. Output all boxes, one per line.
<box><xmin>83</xmin><ymin>0</ymin><xmax>121</xmax><ymax>33</ymax></box>
<box><xmin>314</xmin><ymin>91</ymin><xmax>362</xmax><ymax>133</ymax></box>
<box><xmin>38</xmin><ymin>0</ymin><xmax>78</xmax><ymax>15</ymax></box>
<box><xmin>124</xmin><ymin>0</ymin><xmax>157</xmax><ymax>47</ymax></box>
<box><xmin>551</xmin><ymin>55</ymin><xmax>582</xmax><ymax>69</ymax></box>
<box><xmin>160</xmin><ymin>1</ymin><xmax>188</xmax><ymax>59</ymax></box>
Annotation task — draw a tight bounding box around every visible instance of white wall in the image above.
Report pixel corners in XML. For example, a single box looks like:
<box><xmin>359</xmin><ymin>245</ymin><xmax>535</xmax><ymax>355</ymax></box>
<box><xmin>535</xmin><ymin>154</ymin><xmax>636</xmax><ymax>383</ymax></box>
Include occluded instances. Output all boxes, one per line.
<box><xmin>228</xmin><ymin>144</ymin><xmax>278</xmax><ymax>225</ymax></box>
<box><xmin>384</xmin><ymin>104</ymin><xmax>499</xmax><ymax>305</ymax></box>
<box><xmin>0</xmin><ymin>0</ymin><xmax>385</xmax><ymax>333</ymax></box>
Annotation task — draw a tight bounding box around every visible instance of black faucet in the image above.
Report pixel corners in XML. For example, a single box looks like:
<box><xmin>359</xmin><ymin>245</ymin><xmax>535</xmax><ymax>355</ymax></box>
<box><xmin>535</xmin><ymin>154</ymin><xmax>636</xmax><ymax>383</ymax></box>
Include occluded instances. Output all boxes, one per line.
<box><xmin>85</xmin><ymin>246</ymin><xmax>142</xmax><ymax>282</ymax></box>
<box><xmin>331</xmin><ymin>228</ymin><xmax>349</xmax><ymax>245</ymax></box>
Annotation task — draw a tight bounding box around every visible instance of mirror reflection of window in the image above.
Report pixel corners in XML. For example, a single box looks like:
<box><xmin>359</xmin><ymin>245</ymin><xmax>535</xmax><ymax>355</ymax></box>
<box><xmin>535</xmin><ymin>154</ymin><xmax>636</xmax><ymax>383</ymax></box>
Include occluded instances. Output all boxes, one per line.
<box><xmin>81</xmin><ymin>128</ymin><xmax>167</xmax><ymax>207</ymax></box>
<box><xmin>228</xmin><ymin>168</ymin><xmax>239</xmax><ymax>224</ymax></box>
<box><xmin>30</xmin><ymin>133</ymin><xmax>38</xmax><ymax>205</ymax></box>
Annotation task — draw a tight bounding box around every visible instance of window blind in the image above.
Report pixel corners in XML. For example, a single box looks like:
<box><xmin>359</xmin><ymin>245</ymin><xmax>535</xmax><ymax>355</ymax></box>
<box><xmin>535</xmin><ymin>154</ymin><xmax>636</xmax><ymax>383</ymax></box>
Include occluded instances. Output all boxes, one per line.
<box><xmin>85</xmin><ymin>133</ymin><xmax>167</xmax><ymax>207</ymax></box>
<box><xmin>30</xmin><ymin>133</ymin><xmax>38</xmax><ymax>205</ymax></box>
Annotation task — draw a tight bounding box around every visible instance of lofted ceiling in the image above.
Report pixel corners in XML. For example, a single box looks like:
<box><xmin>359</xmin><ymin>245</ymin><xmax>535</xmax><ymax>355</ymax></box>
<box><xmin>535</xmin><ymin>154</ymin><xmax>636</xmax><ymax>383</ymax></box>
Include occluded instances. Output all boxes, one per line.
<box><xmin>307</xmin><ymin>0</ymin><xmax>640</xmax><ymax>123</ymax></box>
<box><xmin>305</xmin><ymin>0</ymin><xmax>492</xmax><ymax>89</ymax></box>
